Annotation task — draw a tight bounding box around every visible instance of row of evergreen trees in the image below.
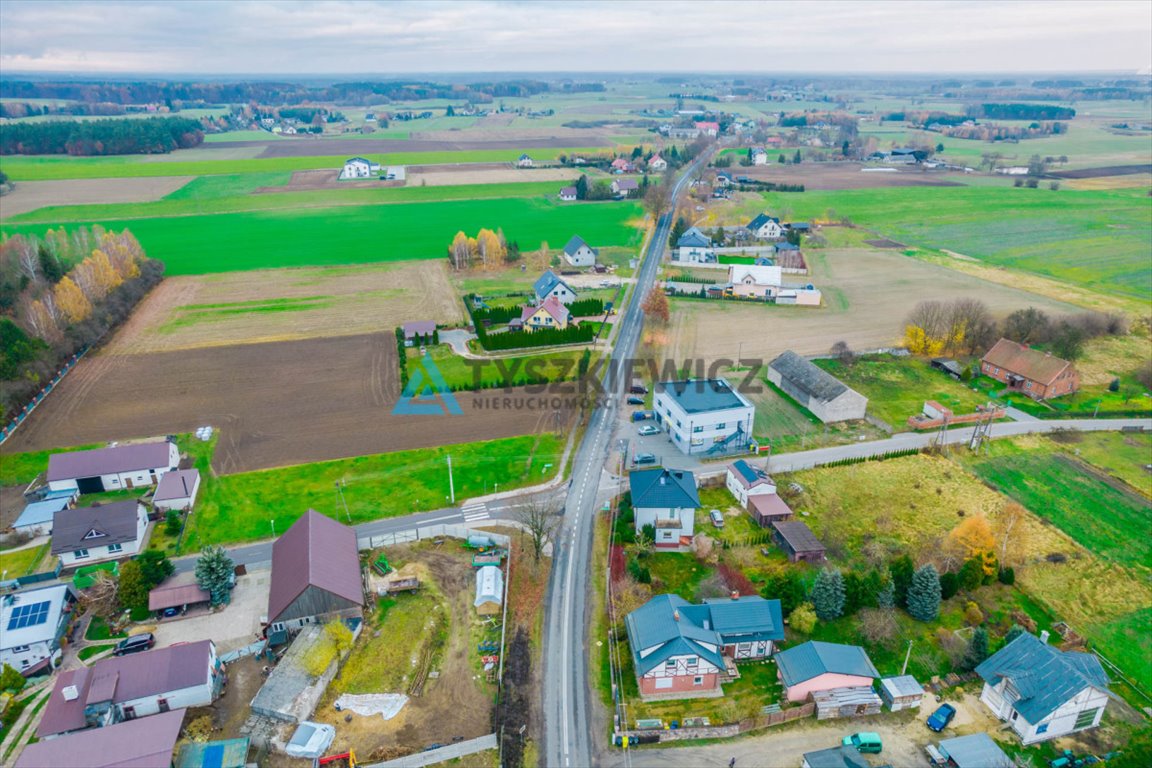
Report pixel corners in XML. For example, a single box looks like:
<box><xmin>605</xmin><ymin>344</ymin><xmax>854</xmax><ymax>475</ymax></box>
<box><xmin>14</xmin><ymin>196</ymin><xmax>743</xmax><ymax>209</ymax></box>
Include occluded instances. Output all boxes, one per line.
<box><xmin>1</xmin><ymin>116</ymin><xmax>204</xmax><ymax>155</ymax></box>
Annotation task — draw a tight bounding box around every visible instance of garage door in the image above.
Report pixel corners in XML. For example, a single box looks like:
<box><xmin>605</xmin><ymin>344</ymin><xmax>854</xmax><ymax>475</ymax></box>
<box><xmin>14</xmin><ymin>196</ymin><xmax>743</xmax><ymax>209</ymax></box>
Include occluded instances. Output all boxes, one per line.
<box><xmin>76</xmin><ymin>477</ymin><xmax>104</xmax><ymax>494</ymax></box>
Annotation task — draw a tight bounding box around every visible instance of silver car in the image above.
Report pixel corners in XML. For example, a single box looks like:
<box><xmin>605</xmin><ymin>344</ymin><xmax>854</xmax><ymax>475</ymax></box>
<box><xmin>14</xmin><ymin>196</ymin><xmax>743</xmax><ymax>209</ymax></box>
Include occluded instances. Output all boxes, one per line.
<box><xmin>637</xmin><ymin>425</ymin><xmax>660</xmax><ymax>436</ymax></box>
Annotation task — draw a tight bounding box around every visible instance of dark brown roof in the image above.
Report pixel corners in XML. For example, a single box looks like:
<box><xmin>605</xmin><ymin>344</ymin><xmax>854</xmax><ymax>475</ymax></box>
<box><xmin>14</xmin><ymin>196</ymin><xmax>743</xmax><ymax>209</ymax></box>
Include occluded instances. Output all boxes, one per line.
<box><xmin>149</xmin><ymin>572</ymin><xmax>211</xmax><ymax>611</ymax></box>
<box><xmin>750</xmin><ymin>494</ymin><xmax>793</xmax><ymax>519</ymax></box>
<box><xmin>982</xmin><ymin>338</ymin><xmax>1073</xmax><ymax>385</ymax></box>
<box><xmin>772</xmin><ymin>520</ymin><xmax>825</xmax><ymax>553</ymax></box>
<box><xmin>38</xmin><ymin>640</ymin><xmax>212</xmax><ymax>738</ymax></box>
<box><xmin>47</xmin><ymin>441</ymin><xmax>174</xmax><ymax>482</ymax></box>
<box><xmin>267</xmin><ymin>510</ymin><xmax>363</xmax><ymax>624</ymax></box>
<box><xmin>51</xmin><ymin>501</ymin><xmax>143</xmax><ymax>555</ymax></box>
<box><xmin>153</xmin><ymin>469</ymin><xmax>200</xmax><ymax>502</ymax></box>
<box><xmin>402</xmin><ymin>320</ymin><xmax>437</xmax><ymax>339</ymax></box>
<box><xmin>20</xmin><ymin>708</ymin><xmax>186</xmax><ymax>768</ymax></box>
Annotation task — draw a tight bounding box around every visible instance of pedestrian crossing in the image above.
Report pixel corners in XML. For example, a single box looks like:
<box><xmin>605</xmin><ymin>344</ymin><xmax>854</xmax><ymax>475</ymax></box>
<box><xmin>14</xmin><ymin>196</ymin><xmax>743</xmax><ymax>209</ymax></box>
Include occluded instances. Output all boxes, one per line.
<box><xmin>460</xmin><ymin>502</ymin><xmax>490</xmax><ymax>522</ymax></box>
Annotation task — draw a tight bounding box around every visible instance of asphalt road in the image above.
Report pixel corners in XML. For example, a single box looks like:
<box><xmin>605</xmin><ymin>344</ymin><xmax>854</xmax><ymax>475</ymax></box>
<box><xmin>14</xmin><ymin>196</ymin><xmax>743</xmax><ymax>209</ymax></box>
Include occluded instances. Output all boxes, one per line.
<box><xmin>542</xmin><ymin>156</ymin><xmax>709</xmax><ymax>768</ymax></box>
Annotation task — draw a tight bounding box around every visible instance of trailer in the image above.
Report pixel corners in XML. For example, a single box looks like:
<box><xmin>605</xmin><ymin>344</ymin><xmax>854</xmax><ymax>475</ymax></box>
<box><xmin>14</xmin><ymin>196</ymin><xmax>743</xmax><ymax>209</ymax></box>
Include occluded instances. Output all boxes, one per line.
<box><xmin>631</xmin><ymin>410</ymin><xmax>655</xmax><ymax>422</ymax></box>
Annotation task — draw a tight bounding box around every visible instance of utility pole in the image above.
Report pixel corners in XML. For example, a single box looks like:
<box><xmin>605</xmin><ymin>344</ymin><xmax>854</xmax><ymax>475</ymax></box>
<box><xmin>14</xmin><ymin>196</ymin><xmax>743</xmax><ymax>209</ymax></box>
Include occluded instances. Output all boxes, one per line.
<box><xmin>270</xmin><ymin>519</ymin><xmax>276</xmax><ymax>537</ymax></box>
<box><xmin>901</xmin><ymin>639</ymin><xmax>914</xmax><ymax>675</ymax></box>
<box><xmin>336</xmin><ymin>480</ymin><xmax>351</xmax><ymax>524</ymax></box>
<box><xmin>447</xmin><ymin>455</ymin><xmax>455</xmax><ymax>504</ymax></box>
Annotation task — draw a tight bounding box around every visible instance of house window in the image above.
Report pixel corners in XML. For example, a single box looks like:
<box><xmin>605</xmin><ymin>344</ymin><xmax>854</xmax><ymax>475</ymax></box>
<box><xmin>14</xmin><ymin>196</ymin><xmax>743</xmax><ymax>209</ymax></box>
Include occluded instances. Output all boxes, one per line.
<box><xmin>693</xmin><ymin>676</ymin><xmax>704</xmax><ymax>686</ymax></box>
<box><xmin>693</xmin><ymin>426</ymin><xmax>703</xmax><ymax>433</ymax></box>
<box><xmin>1011</xmin><ymin>710</ymin><xmax>1019</xmax><ymax>721</ymax></box>
<box><xmin>686</xmin><ymin>656</ymin><xmax>698</xmax><ymax>667</ymax></box>
<box><xmin>716</xmin><ymin>423</ymin><xmax>726</xmax><ymax>430</ymax></box>
<box><xmin>12</xmin><ymin>645</ymin><xmax>29</xmax><ymax>653</ymax></box>
<box><xmin>20</xmin><ymin>659</ymin><xmax>28</xmax><ymax>668</ymax></box>
<box><xmin>108</xmin><ymin>543</ymin><xmax>123</xmax><ymax>553</ymax></box>
<box><xmin>73</xmin><ymin>549</ymin><xmax>89</xmax><ymax>559</ymax></box>
<box><xmin>1074</xmin><ymin>708</ymin><xmax>1099</xmax><ymax>730</ymax></box>
<box><xmin>1036</xmin><ymin>723</ymin><xmax>1049</xmax><ymax>734</ymax></box>
<box><xmin>122</xmin><ymin>706</ymin><xmax>136</xmax><ymax>720</ymax></box>
<box><xmin>110</xmin><ymin>478</ymin><xmax>120</xmax><ymax>485</ymax></box>
<box><xmin>665</xmin><ymin>660</ymin><xmax>677</xmax><ymax>671</ymax></box>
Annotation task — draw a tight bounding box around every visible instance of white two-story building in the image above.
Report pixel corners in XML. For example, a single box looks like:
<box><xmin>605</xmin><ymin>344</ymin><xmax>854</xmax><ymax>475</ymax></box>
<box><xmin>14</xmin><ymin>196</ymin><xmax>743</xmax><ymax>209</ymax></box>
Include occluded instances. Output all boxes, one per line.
<box><xmin>976</xmin><ymin>632</ymin><xmax>1113</xmax><ymax>744</ymax></box>
<box><xmin>654</xmin><ymin>379</ymin><xmax>755</xmax><ymax>456</ymax></box>
<box><xmin>0</xmin><ymin>584</ymin><xmax>78</xmax><ymax>676</ymax></box>
<box><xmin>51</xmin><ymin>501</ymin><xmax>149</xmax><ymax>568</ymax></box>
<box><xmin>630</xmin><ymin>468</ymin><xmax>700</xmax><ymax>548</ymax></box>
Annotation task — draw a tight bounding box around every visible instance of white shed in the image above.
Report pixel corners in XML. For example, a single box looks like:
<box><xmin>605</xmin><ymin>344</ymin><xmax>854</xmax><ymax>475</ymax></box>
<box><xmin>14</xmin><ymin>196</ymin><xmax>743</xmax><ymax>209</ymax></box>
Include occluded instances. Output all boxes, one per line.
<box><xmin>474</xmin><ymin>565</ymin><xmax>503</xmax><ymax>616</ymax></box>
<box><xmin>879</xmin><ymin>675</ymin><xmax>925</xmax><ymax>710</ymax></box>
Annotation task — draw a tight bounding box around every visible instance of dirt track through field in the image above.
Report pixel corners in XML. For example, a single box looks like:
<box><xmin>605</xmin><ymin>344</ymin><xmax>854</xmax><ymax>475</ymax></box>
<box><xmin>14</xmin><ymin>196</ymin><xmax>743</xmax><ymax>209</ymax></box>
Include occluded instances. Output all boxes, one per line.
<box><xmin>3</xmin><ymin>334</ymin><xmax>572</xmax><ymax>474</ymax></box>
<box><xmin>0</xmin><ymin>176</ymin><xmax>193</xmax><ymax>219</ymax></box>
<box><xmin>666</xmin><ymin>247</ymin><xmax>1082</xmax><ymax>365</ymax></box>
<box><xmin>103</xmin><ymin>262</ymin><xmax>464</xmax><ymax>355</ymax></box>
<box><xmin>187</xmin><ymin>136</ymin><xmax>612</xmax><ymax>158</ymax></box>
<box><xmin>728</xmin><ymin>162</ymin><xmax>964</xmax><ymax>190</ymax></box>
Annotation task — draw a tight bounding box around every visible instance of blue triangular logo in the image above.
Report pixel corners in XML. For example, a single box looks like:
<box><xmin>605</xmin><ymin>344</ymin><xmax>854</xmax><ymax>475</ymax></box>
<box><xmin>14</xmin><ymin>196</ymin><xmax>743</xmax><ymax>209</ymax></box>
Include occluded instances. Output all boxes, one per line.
<box><xmin>393</xmin><ymin>353</ymin><xmax>463</xmax><ymax>416</ymax></box>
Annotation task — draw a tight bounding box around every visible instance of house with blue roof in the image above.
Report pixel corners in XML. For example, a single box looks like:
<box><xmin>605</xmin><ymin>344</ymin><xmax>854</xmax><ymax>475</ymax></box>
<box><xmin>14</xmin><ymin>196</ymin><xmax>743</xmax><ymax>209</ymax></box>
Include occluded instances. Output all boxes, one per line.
<box><xmin>624</xmin><ymin>593</ymin><xmax>784</xmax><ymax>699</ymax></box>
<box><xmin>533</xmin><ymin>270</ymin><xmax>577</xmax><ymax>305</ymax></box>
<box><xmin>629</xmin><ymin>468</ymin><xmax>699</xmax><ymax>548</ymax></box>
<box><xmin>775</xmin><ymin>640</ymin><xmax>879</xmax><ymax>702</ymax></box>
<box><xmin>13</xmin><ymin>489</ymin><xmax>78</xmax><ymax>536</ymax></box>
<box><xmin>653</xmin><ymin>379</ymin><xmax>755</xmax><ymax>456</ymax></box>
<box><xmin>673</xmin><ymin>227</ymin><xmax>716</xmax><ymax>265</ymax></box>
<box><xmin>976</xmin><ymin>631</ymin><xmax>1113</xmax><ymax>744</ymax></box>
<box><xmin>746</xmin><ymin>213</ymin><xmax>783</xmax><ymax>239</ymax></box>
<box><xmin>725</xmin><ymin>459</ymin><xmax>775</xmax><ymax>508</ymax></box>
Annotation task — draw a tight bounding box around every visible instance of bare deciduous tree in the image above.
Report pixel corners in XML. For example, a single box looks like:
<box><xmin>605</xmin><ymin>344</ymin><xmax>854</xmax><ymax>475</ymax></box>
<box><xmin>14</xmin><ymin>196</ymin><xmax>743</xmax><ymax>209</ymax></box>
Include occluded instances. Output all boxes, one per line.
<box><xmin>515</xmin><ymin>494</ymin><xmax>562</xmax><ymax>565</ymax></box>
<box><xmin>81</xmin><ymin>571</ymin><xmax>120</xmax><ymax>619</ymax></box>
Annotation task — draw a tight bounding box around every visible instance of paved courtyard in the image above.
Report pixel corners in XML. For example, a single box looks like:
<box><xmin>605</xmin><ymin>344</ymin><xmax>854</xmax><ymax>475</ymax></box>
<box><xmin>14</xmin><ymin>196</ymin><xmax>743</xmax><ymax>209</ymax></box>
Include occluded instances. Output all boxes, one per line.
<box><xmin>152</xmin><ymin>569</ymin><xmax>271</xmax><ymax>654</ymax></box>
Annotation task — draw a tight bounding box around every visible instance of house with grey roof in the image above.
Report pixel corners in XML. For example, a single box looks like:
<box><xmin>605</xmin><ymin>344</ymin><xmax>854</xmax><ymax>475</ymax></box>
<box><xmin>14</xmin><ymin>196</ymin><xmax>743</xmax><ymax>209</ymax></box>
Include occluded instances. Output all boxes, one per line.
<box><xmin>0</xmin><ymin>584</ymin><xmax>77</xmax><ymax>677</ymax></box>
<box><xmin>935</xmin><ymin>733</ymin><xmax>1013</xmax><ymax>768</ymax></box>
<box><xmin>12</xmin><ymin>489</ymin><xmax>77</xmax><ymax>536</ymax></box>
<box><xmin>674</xmin><ymin>227</ymin><xmax>716</xmax><ymax>265</ymax></box>
<box><xmin>767</xmin><ymin>351</ymin><xmax>867</xmax><ymax>423</ymax></box>
<box><xmin>771</xmin><ymin>520</ymin><xmax>825</xmax><ymax>563</ymax></box>
<box><xmin>802</xmin><ymin>745</ymin><xmax>869</xmax><ymax>768</ymax></box>
<box><xmin>611</xmin><ymin>177</ymin><xmax>639</xmax><ymax>196</ymax></box>
<box><xmin>152</xmin><ymin>468</ymin><xmax>200</xmax><ymax>512</ymax></box>
<box><xmin>51</xmin><ymin>500</ymin><xmax>149</xmax><ymax>568</ymax></box>
<box><xmin>775</xmin><ymin>641</ymin><xmax>879</xmax><ymax>702</ymax></box>
<box><xmin>47</xmin><ymin>439</ymin><xmax>180</xmax><ymax>494</ymax></box>
<box><xmin>558</xmin><ymin>186</ymin><xmax>578</xmax><ymax>201</ymax></box>
<box><xmin>976</xmin><ymin>631</ymin><xmax>1113</xmax><ymax>744</ymax></box>
<box><xmin>630</xmin><ymin>468</ymin><xmax>700</xmax><ymax>548</ymax></box>
<box><xmin>725</xmin><ymin>459</ymin><xmax>775</xmax><ymax>508</ymax></box>
<box><xmin>38</xmin><ymin>640</ymin><xmax>219</xmax><ymax>739</ymax></box>
<box><xmin>267</xmin><ymin>510</ymin><xmax>364</xmax><ymax>632</ymax></box>
<box><xmin>653</xmin><ymin>379</ymin><xmax>755</xmax><ymax>456</ymax></box>
<box><xmin>746</xmin><ymin>213</ymin><xmax>783</xmax><ymax>239</ymax></box>
<box><xmin>533</xmin><ymin>270</ymin><xmax>577</xmax><ymax>305</ymax></box>
<box><xmin>17</xmin><ymin>707</ymin><xmax>187</xmax><ymax>768</ymax></box>
<box><xmin>624</xmin><ymin>593</ymin><xmax>784</xmax><ymax>699</ymax></box>
<box><xmin>562</xmin><ymin>235</ymin><xmax>598</xmax><ymax>267</ymax></box>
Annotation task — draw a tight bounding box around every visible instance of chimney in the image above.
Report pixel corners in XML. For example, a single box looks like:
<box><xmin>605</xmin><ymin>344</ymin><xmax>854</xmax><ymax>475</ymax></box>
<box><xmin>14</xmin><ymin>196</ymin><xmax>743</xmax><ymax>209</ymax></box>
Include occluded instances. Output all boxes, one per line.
<box><xmin>1039</xmin><ymin>629</ymin><xmax>1050</xmax><ymax>644</ymax></box>
<box><xmin>672</xmin><ymin>609</ymin><xmax>680</xmax><ymax>622</ymax></box>
<box><xmin>730</xmin><ymin>590</ymin><xmax>740</xmax><ymax>600</ymax></box>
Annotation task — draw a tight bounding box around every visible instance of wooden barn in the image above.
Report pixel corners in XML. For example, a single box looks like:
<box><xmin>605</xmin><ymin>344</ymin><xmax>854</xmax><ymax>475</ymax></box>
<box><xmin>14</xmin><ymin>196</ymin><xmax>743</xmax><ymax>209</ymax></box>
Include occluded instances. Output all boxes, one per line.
<box><xmin>771</xmin><ymin>520</ymin><xmax>826</xmax><ymax>563</ymax></box>
<box><xmin>267</xmin><ymin>510</ymin><xmax>364</xmax><ymax>632</ymax></box>
<box><xmin>813</xmin><ymin>686</ymin><xmax>884</xmax><ymax>720</ymax></box>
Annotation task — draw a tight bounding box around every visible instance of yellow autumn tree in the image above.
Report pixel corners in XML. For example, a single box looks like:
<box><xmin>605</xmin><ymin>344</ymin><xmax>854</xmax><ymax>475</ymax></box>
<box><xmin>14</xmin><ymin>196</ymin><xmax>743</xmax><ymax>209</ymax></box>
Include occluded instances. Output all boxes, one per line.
<box><xmin>90</xmin><ymin>249</ymin><xmax>123</xmax><ymax>293</ymax></box>
<box><xmin>449</xmin><ymin>231</ymin><xmax>470</xmax><ymax>270</ymax></box>
<box><xmin>475</xmin><ymin>228</ymin><xmax>505</xmax><ymax>270</ymax></box>
<box><xmin>904</xmin><ymin>325</ymin><xmax>945</xmax><ymax>356</ymax></box>
<box><xmin>54</xmin><ymin>276</ymin><xmax>92</xmax><ymax>325</ymax></box>
<box><xmin>948</xmin><ymin>514</ymin><xmax>995</xmax><ymax>558</ymax></box>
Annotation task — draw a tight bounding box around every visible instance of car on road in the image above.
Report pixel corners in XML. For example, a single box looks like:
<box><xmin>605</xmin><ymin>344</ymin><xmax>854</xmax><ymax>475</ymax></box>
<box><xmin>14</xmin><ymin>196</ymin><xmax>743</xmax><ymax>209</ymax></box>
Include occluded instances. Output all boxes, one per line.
<box><xmin>633</xmin><ymin>453</ymin><xmax>657</xmax><ymax>465</ymax></box>
<box><xmin>113</xmin><ymin>632</ymin><xmax>155</xmax><ymax>656</ymax></box>
<box><xmin>637</xmin><ymin>425</ymin><xmax>660</xmax><ymax>436</ymax></box>
<box><xmin>626</xmin><ymin>396</ymin><xmax>645</xmax><ymax>405</ymax></box>
<box><xmin>926</xmin><ymin>702</ymin><xmax>957</xmax><ymax>732</ymax></box>
<box><xmin>709</xmin><ymin>509</ymin><xmax>725</xmax><ymax>528</ymax></box>
<box><xmin>842</xmin><ymin>732</ymin><xmax>882</xmax><ymax>754</ymax></box>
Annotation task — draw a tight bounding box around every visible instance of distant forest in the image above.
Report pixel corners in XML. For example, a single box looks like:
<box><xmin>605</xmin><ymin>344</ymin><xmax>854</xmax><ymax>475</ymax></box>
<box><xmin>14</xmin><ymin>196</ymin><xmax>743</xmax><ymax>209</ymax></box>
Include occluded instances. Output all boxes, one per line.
<box><xmin>0</xmin><ymin>116</ymin><xmax>204</xmax><ymax>156</ymax></box>
<box><xmin>0</xmin><ymin>78</ymin><xmax>587</xmax><ymax>106</ymax></box>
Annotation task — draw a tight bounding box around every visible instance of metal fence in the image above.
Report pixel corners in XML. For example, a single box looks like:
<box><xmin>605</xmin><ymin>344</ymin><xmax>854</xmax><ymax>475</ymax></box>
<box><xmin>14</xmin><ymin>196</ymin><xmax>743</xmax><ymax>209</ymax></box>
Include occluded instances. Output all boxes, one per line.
<box><xmin>358</xmin><ymin>524</ymin><xmax>510</xmax><ymax>551</ymax></box>
<box><xmin>219</xmin><ymin>639</ymin><xmax>267</xmax><ymax>664</ymax></box>
<box><xmin>0</xmin><ymin>348</ymin><xmax>89</xmax><ymax>445</ymax></box>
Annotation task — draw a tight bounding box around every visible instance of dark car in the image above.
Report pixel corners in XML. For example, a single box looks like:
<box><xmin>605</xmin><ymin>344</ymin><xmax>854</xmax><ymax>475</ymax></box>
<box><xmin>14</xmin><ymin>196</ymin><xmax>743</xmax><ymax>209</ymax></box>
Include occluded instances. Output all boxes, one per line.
<box><xmin>629</xmin><ymin>383</ymin><xmax>648</xmax><ymax>394</ymax></box>
<box><xmin>113</xmin><ymin>632</ymin><xmax>155</xmax><ymax>656</ymax></box>
<box><xmin>161</xmin><ymin>607</ymin><xmax>180</xmax><ymax>618</ymax></box>
<box><xmin>626</xmin><ymin>396</ymin><xmax>645</xmax><ymax>405</ymax></box>
<box><xmin>926</xmin><ymin>702</ymin><xmax>957</xmax><ymax>732</ymax></box>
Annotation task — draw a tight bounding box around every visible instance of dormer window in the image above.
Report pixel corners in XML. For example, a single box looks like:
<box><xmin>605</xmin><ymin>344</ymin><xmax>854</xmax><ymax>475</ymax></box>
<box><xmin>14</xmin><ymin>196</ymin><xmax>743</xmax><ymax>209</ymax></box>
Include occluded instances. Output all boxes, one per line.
<box><xmin>83</xmin><ymin>528</ymin><xmax>106</xmax><ymax>540</ymax></box>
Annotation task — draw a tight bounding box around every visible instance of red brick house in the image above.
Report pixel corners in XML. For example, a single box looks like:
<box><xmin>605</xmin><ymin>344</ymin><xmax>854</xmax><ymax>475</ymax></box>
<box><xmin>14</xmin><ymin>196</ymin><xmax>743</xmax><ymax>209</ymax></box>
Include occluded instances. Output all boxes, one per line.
<box><xmin>981</xmin><ymin>339</ymin><xmax>1080</xmax><ymax>400</ymax></box>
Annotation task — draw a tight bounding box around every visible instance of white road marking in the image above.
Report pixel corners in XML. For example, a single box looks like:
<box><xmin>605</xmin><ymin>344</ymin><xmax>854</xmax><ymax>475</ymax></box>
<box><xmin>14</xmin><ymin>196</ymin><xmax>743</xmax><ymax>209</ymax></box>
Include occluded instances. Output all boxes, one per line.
<box><xmin>463</xmin><ymin>512</ymin><xmax>491</xmax><ymax>522</ymax></box>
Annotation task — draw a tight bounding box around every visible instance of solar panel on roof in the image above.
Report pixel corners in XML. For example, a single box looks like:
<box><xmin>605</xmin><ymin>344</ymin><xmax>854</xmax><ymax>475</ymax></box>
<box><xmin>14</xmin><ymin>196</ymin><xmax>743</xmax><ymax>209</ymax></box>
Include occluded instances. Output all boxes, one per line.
<box><xmin>6</xmin><ymin>600</ymin><xmax>51</xmax><ymax>630</ymax></box>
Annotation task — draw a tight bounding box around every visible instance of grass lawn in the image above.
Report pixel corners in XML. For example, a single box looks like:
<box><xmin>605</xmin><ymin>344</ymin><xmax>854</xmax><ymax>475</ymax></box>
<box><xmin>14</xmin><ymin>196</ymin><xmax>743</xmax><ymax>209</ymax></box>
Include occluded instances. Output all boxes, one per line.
<box><xmin>1062</xmin><ymin>432</ymin><xmax>1152</xmax><ymax>497</ymax></box>
<box><xmin>0</xmin><ymin>442</ymin><xmax>100</xmax><ymax>486</ymax></box>
<box><xmin>182</xmin><ymin>431</ymin><xmax>564</xmax><ymax>550</ymax></box>
<box><xmin>813</xmin><ymin>355</ymin><xmax>995</xmax><ymax>429</ymax></box>
<box><xmin>85</xmin><ymin>615</ymin><xmax>126</xmax><ymax>641</ymax></box>
<box><xmin>421</xmin><ymin>345</ymin><xmax>593</xmax><ymax>391</ymax></box>
<box><xmin>645</xmin><ymin>552</ymin><xmax>712</xmax><ymax>601</ymax></box>
<box><xmin>334</xmin><ymin>592</ymin><xmax>446</xmax><ymax>694</ymax></box>
<box><xmin>77</xmin><ymin>644</ymin><xmax>116</xmax><ymax>662</ymax></box>
<box><xmin>4</xmin><ymin>197</ymin><xmax>643</xmax><ymax>276</ymax></box>
<box><xmin>0</xmin><ymin>544</ymin><xmax>47</xmax><ymax>579</ymax></box>
<box><xmin>971</xmin><ymin>373</ymin><xmax>1152</xmax><ymax>419</ymax></box>
<box><xmin>963</xmin><ymin>447</ymin><xmax>1152</xmax><ymax>568</ymax></box>
<box><xmin>735</xmin><ymin>375</ymin><xmax>887</xmax><ymax>450</ymax></box>
<box><xmin>759</xmin><ymin>186</ymin><xmax>1152</xmax><ymax>301</ymax></box>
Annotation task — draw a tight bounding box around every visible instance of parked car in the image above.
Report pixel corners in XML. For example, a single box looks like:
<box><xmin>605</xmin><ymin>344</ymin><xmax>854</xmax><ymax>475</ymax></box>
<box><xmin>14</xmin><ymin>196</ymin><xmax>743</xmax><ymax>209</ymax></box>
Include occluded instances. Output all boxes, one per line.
<box><xmin>926</xmin><ymin>702</ymin><xmax>957</xmax><ymax>732</ymax></box>
<box><xmin>638</xmin><ymin>425</ymin><xmax>660</xmax><ymax>436</ymax></box>
<box><xmin>842</xmin><ymin>732</ymin><xmax>882</xmax><ymax>754</ymax></box>
<box><xmin>626</xmin><ymin>396</ymin><xmax>645</xmax><ymax>406</ymax></box>
<box><xmin>161</xmin><ymin>607</ymin><xmax>180</xmax><ymax>618</ymax></box>
<box><xmin>113</xmin><ymin>632</ymin><xmax>155</xmax><ymax>656</ymax></box>
<box><xmin>633</xmin><ymin>453</ymin><xmax>657</xmax><ymax>465</ymax></box>
<box><xmin>709</xmin><ymin>509</ymin><xmax>725</xmax><ymax>528</ymax></box>
<box><xmin>629</xmin><ymin>382</ymin><xmax>648</xmax><ymax>394</ymax></box>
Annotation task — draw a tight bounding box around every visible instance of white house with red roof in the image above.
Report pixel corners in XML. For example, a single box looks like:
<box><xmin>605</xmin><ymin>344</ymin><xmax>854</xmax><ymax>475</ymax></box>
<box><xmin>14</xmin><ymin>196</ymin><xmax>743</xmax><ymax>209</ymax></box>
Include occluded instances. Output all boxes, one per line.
<box><xmin>520</xmin><ymin>296</ymin><xmax>572</xmax><ymax>332</ymax></box>
<box><xmin>697</xmin><ymin>121</ymin><xmax>720</xmax><ymax>136</ymax></box>
<box><xmin>648</xmin><ymin>154</ymin><xmax>668</xmax><ymax>171</ymax></box>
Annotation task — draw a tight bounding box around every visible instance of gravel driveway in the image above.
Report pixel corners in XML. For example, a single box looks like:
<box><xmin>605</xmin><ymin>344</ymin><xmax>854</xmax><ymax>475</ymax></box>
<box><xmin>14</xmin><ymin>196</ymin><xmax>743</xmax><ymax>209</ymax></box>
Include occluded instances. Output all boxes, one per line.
<box><xmin>152</xmin><ymin>570</ymin><xmax>271</xmax><ymax>654</ymax></box>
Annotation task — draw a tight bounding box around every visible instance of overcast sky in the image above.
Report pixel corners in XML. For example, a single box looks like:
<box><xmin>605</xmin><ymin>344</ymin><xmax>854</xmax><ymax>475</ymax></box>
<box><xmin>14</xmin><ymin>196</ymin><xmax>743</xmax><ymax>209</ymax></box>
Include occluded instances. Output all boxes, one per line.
<box><xmin>2</xmin><ymin>0</ymin><xmax>1150</xmax><ymax>76</ymax></box>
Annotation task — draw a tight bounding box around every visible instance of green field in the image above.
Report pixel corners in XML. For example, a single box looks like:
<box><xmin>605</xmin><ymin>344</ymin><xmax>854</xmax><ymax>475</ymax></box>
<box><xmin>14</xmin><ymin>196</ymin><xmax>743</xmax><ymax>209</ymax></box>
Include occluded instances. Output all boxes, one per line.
<box><xmin>0</xmin><ymin>544</ymin><xmax>47</xmax><ymax>579</ymax></box>
<box><xmin>182</xmin><ymin>431</ymin><xmax>565</xmax><ymax>549</ymax></box>
<box><xmin>965</xmin><ymin>448</ymin><xmax>1152</xmax><ymax>568</ymax></box>
<box><xmin>760</xmin><ymin>186</ymin><xmax>1152</xmax><ymax>301</ymax></box>
<box><xmin>5</xmin><ymin>197</ymin><xmax>643</xmax><ymax>275</ymax></box>
<box><xmin>814</xmin><ymin>355</ymin><xmax>995</xmax><ymax>428</ymax></box>
<box><xmin>0</xmin><ymin>147</ymin><xmax>606</xmax><ymax>180</ymax></box>
<box><xmin>423</xmin><ymin>345</ymin><xmax>592</xmax><ymax>390</ymax></box>
<box><xmin>1064</xmin><ymin>432</ymin><xmax>1152</xmax><ymax>497</ymax></box>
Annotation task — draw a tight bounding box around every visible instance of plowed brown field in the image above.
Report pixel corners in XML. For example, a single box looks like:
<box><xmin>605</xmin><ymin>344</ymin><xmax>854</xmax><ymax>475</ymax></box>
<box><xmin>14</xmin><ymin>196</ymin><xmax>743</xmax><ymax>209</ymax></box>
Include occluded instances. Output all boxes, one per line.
<box><xmin>3</xmin><ymin>334</ymin><xmax>572</xmax><ymax>474</ymax></box>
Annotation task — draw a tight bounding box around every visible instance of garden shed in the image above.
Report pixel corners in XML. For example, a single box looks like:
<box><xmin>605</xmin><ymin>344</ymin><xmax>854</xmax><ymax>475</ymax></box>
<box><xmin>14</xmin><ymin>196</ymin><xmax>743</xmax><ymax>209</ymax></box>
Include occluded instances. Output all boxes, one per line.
<box><xmin>474</xmin><ymin>565</ymin><xmax>503</xmax><ymax>615</ymax></box>
<box><xmin>771</xmin><ymin>520</ymin><xmax>826</xmax><ymax>563</ymax></box>
<box><xmin>812</xmin><ymin>686</ymin><xmax>883</xmax><ymax>720</ymax></box>
<box><xmin>879</xmin><ymin>674</ymin><xmax>925</xmax><ymax>710</ymax></box>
